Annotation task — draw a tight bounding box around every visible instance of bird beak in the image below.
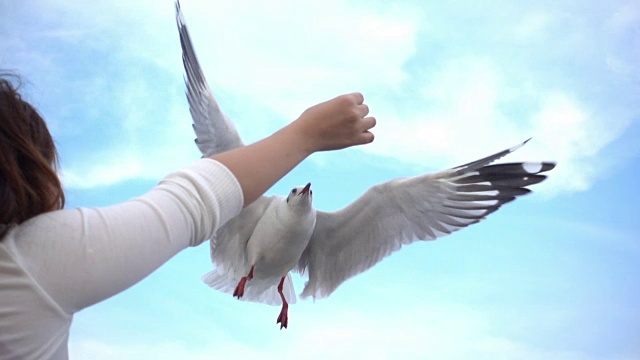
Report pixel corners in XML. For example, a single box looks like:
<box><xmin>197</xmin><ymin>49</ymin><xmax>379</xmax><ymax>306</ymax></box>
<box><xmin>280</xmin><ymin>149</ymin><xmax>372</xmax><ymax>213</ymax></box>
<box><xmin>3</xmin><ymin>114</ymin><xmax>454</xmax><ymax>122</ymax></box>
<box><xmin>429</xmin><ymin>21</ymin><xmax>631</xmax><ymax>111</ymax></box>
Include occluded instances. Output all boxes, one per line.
<box><xmin>300</xmin><ymin>182</ymin><xmax>311</xmax><ymax>196</ymax></box>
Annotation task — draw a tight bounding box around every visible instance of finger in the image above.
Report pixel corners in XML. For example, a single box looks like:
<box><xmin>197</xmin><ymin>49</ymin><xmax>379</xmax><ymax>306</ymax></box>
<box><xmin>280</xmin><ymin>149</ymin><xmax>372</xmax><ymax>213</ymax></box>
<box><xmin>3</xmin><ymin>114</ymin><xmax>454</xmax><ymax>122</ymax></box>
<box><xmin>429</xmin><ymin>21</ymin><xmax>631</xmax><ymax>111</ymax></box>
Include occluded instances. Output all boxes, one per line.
<box><xmin>356</xmin><ymin>104</ymin><xmax>369</xmax><ymax>117</ymax></box>
<box><xmin>356</xmin><ymin>131</ymin><xmax>375</xmax><ymax>145</ymax></box>
<box><xmin>348</xmin><ymin>92</ymin><xmax>364</xmax><ymax>105</ymax></box>
<box><xmin>359</xmin><ymin>116</ymin><xmax>376</xmax><ymax>131</ymax></box>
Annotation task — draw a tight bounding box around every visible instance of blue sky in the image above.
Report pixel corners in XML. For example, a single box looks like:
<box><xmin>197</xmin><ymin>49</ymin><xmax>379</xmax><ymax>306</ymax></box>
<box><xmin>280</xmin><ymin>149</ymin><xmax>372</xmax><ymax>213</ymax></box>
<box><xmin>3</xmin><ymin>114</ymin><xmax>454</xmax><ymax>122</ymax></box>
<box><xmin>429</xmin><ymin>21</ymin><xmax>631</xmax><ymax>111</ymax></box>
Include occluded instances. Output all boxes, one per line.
<box><xmin>2</xmin><ymin>0</ymin><xmax>639</xmax><ymax>359</ymax></box>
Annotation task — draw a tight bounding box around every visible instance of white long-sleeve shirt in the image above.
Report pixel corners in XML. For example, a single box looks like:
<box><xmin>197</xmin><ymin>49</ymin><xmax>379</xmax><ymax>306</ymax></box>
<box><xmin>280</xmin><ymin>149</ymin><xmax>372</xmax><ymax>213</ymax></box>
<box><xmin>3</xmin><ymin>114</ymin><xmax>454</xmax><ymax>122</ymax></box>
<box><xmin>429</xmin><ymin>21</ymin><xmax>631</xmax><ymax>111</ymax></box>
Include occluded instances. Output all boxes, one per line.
<box><xmin>0</xmin><ymin>159</ymin><xmax>244</xmax><ymax>360</ymax></box>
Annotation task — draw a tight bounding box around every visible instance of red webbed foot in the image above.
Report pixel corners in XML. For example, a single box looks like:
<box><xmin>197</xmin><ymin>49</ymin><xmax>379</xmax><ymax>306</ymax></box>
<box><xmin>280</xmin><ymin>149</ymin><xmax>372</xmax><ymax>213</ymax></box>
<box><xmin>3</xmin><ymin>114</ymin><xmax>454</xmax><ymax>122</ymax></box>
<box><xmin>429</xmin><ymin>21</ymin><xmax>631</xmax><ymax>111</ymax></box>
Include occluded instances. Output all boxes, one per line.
<box><xmin>233</xmin><ymin>265</ymin><xmax>254</xmax><ymax>299</ymax></box>
<box><xmin>277</xmin><ymin>306</ymin><xmax>288</xmax><ymax>329</ymax></box>
<box><xmin>276</xmin><ymin>276</ymin><xmax>289</xmax><ymax>329</ymax></box>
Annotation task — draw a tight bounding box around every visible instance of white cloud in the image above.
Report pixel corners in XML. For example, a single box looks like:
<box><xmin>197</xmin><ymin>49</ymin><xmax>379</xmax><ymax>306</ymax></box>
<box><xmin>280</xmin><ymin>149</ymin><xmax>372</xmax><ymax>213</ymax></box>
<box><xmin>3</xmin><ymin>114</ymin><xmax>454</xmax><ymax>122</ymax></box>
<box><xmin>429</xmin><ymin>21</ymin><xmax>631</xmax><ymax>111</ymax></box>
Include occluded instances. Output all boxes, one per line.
<box><xmin>528</xmin><ymin>92</ymin><xmax>629</xmax><ymax>194</ymax></box>
<box><xmin>59</xmin><ymin>95</ymin><xmax>200</xmax><ymax>188</ymax></box>
<box><xmin>179</xmin><ymin>0</ymin><xmax>638</xmax><ymax>196</ymax></box>
<box><xmin>356</xmin><ymin>0</ymin><xmax>640</xmax><ymax>195</ymax></box>
<box><xmin>60</xmin><ymin>153</ymin><xmax>141</xmax><ymax>189</ymax></box>
<box><xmin>3</xmin><ymin>0</ymin><xmax>638</xmax><ymax>195</ymax></box>
<box><xmin>513</xmin><ymin>11</ymin><xmax>554</xmax><ymax>41</ymax></box>
<box><xmin>366</xmin><ymin>57</ymin><xmax>522</xmax><ymax>164</ymax></box>
<box><xmin>179</xmin><ymin>0</ymin><xmax>421</xmax><ymax>120</ymax></box>
<box><xmin>69</xmin><ymin>303</ymin><xmax>631</xmax><ymax>360</ymax></box>
<box><xmin>2</xmin><ymin>0</ymin><xmax>421</xmax><ymax>189</ymax></box>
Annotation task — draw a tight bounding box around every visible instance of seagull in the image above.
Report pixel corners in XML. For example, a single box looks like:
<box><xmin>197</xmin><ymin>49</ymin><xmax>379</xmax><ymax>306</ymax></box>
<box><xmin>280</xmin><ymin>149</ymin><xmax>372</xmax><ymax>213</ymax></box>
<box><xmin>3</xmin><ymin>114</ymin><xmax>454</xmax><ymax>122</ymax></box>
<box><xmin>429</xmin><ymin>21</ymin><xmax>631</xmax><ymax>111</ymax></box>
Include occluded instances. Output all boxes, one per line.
<box><xmin>175</xmin><ymin>1</ymin><xmax>555</xmax><ymax>329</ymax></box>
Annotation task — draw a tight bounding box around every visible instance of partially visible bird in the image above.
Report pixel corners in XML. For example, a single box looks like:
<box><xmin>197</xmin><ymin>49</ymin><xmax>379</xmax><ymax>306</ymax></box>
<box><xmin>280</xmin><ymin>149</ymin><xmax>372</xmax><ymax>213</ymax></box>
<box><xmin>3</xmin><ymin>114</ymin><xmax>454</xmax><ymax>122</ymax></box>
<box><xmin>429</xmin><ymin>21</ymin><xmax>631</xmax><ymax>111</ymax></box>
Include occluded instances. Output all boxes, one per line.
<box><xmin>175</xmin><ymin>1</ymin><xmax>555</xmax><ymax>329</ymax></box>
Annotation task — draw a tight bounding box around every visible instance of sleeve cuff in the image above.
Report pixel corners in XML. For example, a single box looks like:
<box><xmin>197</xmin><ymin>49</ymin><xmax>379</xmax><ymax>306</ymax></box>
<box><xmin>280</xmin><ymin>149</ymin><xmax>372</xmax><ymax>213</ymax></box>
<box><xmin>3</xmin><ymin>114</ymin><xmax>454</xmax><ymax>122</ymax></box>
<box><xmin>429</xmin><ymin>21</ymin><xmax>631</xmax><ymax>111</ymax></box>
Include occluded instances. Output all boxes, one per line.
<box><xmin>187</xmin><ymin>158</ymin><xmax>244</xmax><ymax>228</ymax></box>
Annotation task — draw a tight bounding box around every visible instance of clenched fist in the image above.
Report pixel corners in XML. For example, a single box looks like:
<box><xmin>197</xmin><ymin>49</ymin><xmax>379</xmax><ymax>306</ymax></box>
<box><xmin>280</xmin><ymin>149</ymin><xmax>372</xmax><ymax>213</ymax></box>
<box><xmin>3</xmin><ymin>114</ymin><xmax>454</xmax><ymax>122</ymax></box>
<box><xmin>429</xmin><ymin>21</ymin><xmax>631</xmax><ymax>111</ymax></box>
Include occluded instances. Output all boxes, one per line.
<box><xmin>290</xmin><ymin>92</ymin><xmax>376</xmax><ymax>153</ymax></box>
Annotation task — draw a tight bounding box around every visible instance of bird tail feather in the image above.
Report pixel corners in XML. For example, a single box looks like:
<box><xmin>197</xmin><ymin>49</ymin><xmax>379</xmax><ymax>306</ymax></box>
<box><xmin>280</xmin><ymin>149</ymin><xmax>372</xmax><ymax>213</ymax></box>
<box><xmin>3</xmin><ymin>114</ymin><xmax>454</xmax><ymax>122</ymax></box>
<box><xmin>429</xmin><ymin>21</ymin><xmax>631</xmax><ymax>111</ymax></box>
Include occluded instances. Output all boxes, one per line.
<box><xmin>202</xmin><ymin>267</ymin><xmax>297</xmax><ymax>306</ymax></box>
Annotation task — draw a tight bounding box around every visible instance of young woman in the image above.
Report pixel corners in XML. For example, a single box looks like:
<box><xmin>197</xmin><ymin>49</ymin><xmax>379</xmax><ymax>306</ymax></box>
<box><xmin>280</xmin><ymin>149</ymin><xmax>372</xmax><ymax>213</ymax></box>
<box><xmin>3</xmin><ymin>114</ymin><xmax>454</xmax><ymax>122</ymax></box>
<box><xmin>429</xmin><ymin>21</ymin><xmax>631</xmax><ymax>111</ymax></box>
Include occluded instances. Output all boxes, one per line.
<box><xmin>0</xmin><ymin>74</ymin><xmax>375</xmax><ymax>359</ymax></box>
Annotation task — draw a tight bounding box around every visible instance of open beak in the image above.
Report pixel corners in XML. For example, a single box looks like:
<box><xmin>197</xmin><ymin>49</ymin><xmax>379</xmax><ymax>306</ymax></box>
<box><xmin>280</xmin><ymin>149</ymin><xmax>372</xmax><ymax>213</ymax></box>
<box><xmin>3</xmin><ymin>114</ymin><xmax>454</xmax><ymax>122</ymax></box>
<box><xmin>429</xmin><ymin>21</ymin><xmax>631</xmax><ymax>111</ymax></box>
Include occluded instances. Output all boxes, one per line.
<box><xmin>300</xmin><ymin>182</ymin><xmax>311</xmax><ymax>196</ymax></box>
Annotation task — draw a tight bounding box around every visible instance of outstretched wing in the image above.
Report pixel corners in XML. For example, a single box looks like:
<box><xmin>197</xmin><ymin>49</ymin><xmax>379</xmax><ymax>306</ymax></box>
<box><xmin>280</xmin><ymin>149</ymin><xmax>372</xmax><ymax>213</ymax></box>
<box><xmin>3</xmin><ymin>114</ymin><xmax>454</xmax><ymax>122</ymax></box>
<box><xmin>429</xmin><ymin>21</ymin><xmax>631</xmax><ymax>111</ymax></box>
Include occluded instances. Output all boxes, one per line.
<box><xmin>297</xmin><ymin>139</ymin><xmax>555</xmax><ymax>299</ymax></box>
<box><xmin>176</xmin><ymin>0</ymin><xmax>243</xmax><ymax>157</ymax></box>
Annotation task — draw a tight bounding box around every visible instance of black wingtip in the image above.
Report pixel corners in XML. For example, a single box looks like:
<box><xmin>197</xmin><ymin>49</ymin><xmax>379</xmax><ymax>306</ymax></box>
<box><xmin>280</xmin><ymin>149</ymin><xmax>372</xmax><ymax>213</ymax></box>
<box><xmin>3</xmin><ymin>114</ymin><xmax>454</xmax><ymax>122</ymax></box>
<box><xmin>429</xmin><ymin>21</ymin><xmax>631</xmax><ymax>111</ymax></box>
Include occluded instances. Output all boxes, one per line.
<box><xmin>175</xmin><ymin>0</ymin><xmax>186</xmax><ymax>30</ymax></box>
<box><xmin>541</xmin><ymin>162</ymin><xmax>557</xmax><ymax>172</ymax></box>
<box><xmin>452</xmin><ymin>139</ymin><xmax>531</xmax><ymax>173</ymax></box>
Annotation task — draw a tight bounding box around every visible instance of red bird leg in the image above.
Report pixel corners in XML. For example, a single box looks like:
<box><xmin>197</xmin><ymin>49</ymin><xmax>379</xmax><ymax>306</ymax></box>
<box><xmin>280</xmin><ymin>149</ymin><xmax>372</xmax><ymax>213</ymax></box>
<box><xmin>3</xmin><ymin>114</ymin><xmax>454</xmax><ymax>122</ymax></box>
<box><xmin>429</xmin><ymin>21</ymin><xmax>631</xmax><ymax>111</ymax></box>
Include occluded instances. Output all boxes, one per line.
<box><xmin>233</xmin><ymin>265</ymin><xmax>254</xmax><ymax>299</ymax></box>
<box><xmin>276</xmin><ymin>276</ymin><xmax>289</xmax><ymax>329</ymax></box>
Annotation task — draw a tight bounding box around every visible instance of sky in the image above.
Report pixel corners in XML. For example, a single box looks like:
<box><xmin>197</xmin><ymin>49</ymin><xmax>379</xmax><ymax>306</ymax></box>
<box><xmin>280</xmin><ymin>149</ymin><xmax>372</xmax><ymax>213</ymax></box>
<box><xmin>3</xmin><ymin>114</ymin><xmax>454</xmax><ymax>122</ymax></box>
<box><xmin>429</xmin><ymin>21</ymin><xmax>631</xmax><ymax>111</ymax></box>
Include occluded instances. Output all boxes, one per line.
<box><xmin>1</xmin><ymin>0</ymin><xmax>639</xmax><ymax>359</ymax></box>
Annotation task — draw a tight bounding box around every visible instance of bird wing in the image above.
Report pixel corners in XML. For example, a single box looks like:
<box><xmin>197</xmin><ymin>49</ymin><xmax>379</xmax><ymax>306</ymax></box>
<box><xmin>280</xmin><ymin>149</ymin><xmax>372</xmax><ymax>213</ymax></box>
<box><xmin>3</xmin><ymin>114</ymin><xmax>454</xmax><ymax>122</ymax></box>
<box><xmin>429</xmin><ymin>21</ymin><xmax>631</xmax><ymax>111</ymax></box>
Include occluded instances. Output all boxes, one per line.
<box><xmin>176</xmin><ymin>0</ymin><xmax>243</xmax><ymax>157</ymax></box>
<box><xmin>297</xmin><ymin>139</ymin><xmax>555</xmax><ymax>299</ymax></box>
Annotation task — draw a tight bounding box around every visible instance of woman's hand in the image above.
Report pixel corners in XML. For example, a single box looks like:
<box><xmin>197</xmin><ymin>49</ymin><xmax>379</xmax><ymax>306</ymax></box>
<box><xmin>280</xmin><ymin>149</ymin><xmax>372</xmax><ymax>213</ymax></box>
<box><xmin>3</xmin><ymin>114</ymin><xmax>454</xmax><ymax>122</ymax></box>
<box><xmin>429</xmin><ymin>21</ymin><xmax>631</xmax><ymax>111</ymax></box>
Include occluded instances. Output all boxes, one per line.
<box><xmin>288</xmin><ymin>92</ymin><xmax>376</xmax><ymax>154</ymax></box>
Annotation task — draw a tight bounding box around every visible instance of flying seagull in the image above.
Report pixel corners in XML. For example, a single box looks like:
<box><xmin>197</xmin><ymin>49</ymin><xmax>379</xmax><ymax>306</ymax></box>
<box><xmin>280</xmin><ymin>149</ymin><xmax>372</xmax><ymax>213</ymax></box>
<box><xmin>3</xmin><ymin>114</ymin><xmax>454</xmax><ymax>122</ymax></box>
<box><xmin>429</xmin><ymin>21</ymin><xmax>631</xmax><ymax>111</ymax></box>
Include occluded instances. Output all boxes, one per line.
<box><xmin>175</xmin><ymin>1</ymin><xmax>555</xmax><ymax>329</ymax></box>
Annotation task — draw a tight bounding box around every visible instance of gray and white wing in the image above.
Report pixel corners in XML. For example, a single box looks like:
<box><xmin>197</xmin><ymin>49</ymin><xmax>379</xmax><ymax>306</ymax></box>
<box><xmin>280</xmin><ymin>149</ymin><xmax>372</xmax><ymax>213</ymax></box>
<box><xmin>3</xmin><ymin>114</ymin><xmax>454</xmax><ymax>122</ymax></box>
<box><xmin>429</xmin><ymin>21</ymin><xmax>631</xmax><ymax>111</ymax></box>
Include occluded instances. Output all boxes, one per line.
<box><xmin>297</xmin><ymin>140</ymin><xmax>555</xmax><ymax>299</ymax></box>
<box><xmin>176</xmin><ymin>1</ymin><xmax>243</xmax><ymax>157</ymax></box>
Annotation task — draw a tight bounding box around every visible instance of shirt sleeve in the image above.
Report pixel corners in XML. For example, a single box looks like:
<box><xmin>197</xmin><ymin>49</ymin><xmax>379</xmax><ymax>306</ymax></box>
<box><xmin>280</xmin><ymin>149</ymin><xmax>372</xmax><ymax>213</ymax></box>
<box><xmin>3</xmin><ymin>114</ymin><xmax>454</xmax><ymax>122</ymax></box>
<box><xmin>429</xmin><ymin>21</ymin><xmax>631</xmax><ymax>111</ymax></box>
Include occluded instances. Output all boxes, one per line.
<box><xmin>8</xmin><ymin>158</ymin><xmax>244</xmax><ymax>314</ymax></box>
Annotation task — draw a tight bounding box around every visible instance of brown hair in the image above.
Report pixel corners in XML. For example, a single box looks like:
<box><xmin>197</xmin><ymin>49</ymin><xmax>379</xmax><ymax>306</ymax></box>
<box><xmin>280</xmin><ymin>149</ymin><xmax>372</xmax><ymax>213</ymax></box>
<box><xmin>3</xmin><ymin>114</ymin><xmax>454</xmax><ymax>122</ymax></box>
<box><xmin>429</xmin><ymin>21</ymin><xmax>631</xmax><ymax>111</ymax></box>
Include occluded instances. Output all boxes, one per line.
<box><xmin>0</xmin><ymin>73</ymin><xmax>65</xmax><ymax>238</ymax></box>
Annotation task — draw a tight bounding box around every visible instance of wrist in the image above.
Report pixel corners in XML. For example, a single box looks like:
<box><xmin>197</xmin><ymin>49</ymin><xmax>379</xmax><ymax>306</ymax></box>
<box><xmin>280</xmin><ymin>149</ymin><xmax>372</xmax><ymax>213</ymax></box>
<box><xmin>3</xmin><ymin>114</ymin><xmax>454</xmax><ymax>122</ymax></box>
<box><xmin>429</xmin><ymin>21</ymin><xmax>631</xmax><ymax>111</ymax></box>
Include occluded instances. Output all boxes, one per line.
<box><xmin>276</xmin><ymin>121</ymin><xmax>316</xmax><ymax>159</ymax></box>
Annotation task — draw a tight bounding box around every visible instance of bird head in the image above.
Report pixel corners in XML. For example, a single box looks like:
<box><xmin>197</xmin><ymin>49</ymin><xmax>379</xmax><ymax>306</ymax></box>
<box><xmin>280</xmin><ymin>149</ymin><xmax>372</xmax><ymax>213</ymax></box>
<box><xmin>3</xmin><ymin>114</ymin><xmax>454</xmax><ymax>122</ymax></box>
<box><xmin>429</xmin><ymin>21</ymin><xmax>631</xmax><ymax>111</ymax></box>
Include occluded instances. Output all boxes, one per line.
<box><xmin>286</xmin><ymin>182</ymin><xmax>313</xmax><ymax>208</ymax></box>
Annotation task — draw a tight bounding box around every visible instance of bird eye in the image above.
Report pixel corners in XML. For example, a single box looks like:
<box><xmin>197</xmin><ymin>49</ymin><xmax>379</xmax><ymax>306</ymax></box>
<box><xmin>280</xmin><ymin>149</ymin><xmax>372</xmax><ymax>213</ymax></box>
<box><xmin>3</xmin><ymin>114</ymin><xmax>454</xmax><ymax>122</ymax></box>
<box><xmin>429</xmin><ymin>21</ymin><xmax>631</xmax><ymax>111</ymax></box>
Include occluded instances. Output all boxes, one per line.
<box><xmin>291</xmin><ymin>189</ymin><xmax>297</xmax><ymax>194</ymax></box>
<box><xmin>310</xmin><ymin>190</ymin><xmax>313</xmax><ymax>195</ymax></box>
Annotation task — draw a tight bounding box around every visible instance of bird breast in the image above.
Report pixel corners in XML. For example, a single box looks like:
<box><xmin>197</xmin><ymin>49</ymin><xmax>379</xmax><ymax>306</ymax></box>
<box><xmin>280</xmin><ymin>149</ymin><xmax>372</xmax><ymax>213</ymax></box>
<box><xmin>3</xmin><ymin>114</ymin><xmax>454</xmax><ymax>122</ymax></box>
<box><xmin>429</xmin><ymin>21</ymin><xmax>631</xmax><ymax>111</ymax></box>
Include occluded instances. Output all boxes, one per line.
<box><xmin>246</xmin><ymin>198</ymin><xmax>316</xmax><ymax>278</ymax></box>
